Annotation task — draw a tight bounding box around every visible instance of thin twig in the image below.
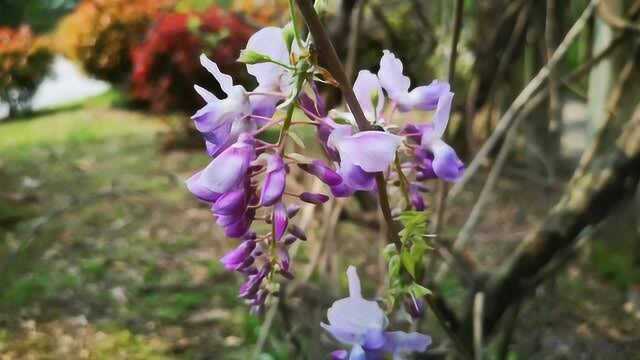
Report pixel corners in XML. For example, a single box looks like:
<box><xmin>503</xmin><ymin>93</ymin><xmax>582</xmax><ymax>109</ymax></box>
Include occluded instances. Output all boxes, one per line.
<box><xmin>448</xmin><ymin>0</ymin><xmax>599</xmax><ymax>199</ymax></box>
<box><xmin>545</xmin><ymin>0</ymin><xmax>561</xmax><ymax>174</ymax></box>
<box><xmin>597</xmin><ymin>0</ymin><xmax>640</xmax><ymax>32</ymax></box>
<box><xmin>473</xmin><ymin>292</ymin><xmax>485</xmax><ymax>360</ymax></box>
<box><xmin>497</xmin><ymin>301</ymin><xmax>522</xmax><ymax>360</ymax></box>
<box><xmin>436</xmin><ymin>90</ymin><xmax>547</xmax><ymax>281</ymax></box>
<box><xmin>345</xmin><ymin>0</ymin><xmax>367</xmax><ymax>83</ymax></box>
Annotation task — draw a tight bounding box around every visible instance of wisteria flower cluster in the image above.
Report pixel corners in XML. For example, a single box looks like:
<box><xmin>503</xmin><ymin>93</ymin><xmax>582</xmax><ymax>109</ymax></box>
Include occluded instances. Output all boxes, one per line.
<box><xmin>185</xmin><ymin>16</ymin><xmax>463</xmax><ymax>357</ymax></box>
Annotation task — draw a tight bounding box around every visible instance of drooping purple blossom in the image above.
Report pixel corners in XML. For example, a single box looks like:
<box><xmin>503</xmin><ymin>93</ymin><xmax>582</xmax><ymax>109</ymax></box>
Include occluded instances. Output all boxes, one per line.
<box><xmin>272</xmin><ymin>202</ymin><xmax>288</xmax><ymax>241</ymax></box>
<box><xmin>299</xmin><ymin>192</ymin><xmax>330</xmax><ymax>204</ymax></box>
<box><xmin>298</xmin><ymin>160</ymin><xmax>342</xmax><ymax>186</ymax></box>
<box><xmin>220</xmin><ymin>240</ymin><xmax>256</xmax><ymax>271</ymax></box>
<box><xmin>322</xmin><ymin>266</ymin><xmax>431</xmax><ymax>359</ymax></box>
<box><xmin>378</xmin><ymin>50</ymin><xmax>450</xmax><ymax>112</ymax></box>
<box><xmin>199</xmin><ymin>134</ymin><xmax>256</xmax><ymax>193</ymax></box>
<box><xmin>327</xmin><ymin>124</ymin><xmax>402</xmax><ymax>191</ymax></box>
<box><xmin>259</xmin><ymin>153</ymin><xmax>286</xmax><ymax>206</ymax></box>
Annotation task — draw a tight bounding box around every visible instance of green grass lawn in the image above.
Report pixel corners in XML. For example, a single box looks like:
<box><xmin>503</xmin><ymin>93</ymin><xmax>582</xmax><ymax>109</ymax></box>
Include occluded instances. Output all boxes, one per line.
<box><xmin>0</xmin><ymin>95</ymin><xmax>291</xmax><ymax>359</ymax></box>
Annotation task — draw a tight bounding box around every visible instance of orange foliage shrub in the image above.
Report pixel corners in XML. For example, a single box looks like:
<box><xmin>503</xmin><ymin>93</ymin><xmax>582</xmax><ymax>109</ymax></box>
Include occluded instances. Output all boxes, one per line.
<box><xmin>55</xmin><ymin>0</ymin><xmax>175</xmax><ymax>83</ymax></box>
<box><xmin>0</xmin><ymin>26</ymin><xmax>53</xmax><ymax>116</ymax></box>
<box><xmin>231</xmin><ymin>0</ymin><xmax>289</xmax><ymax>26</ymax></box>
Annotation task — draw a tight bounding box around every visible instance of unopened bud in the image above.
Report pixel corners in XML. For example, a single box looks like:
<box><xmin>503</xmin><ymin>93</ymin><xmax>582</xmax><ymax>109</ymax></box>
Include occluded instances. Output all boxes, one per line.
<box><xmin>237</xmin><ymin>50</ymin><xmax>273</xmax><ymax>65</ymax></box>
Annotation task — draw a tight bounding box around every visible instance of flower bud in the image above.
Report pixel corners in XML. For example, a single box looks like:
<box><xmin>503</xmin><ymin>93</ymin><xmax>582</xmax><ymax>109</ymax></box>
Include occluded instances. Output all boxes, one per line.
<box><xmin>272</xmin><ymin>202</ymin><xmax>288</xmax><ymax>241</ymax></box>
<box><xmin>286</xmin><ymin>204</ymin><xmax>301</xmax><ymax>218</ymax></box>
<box><xmin>260</xmin><ymin>154</ymin><xmax>286</xmax><ymax>206</ymax></box>
<box><xmin>331</xmin><ymin>350</ymin><xmax>348</xmax><ymax>360</ymax></box>
<box><xmin>299</xmin><ymin>192</ymin><xmax>330</xmax><ymax>205</ymax></box>
<box><xmin>282</xmin><ymin>22</ymin><xmax>295</xmax><ymax>51</ymax></box>
<box><xmin>330</xmin><ymin>182</ymin><xmax>354</xmax><ymax>198</ymax></box>
<box><xmin>237</xmin><ymin>49</ymin><xmax>273</xmax><ymax>65</ymax></box>
<box><xmin>283</xmin><ymin>234</ymin><xmax>297</xmax><ymax>245</ymax></box>
<box><xmin>220</xmin><ymin>240</ymin><xmax>256</xmax><ymax>271</ymax></box>
<box><xmin>404</xmin><ymin>296</ymin><xmax>426</xmax><ymax>319</ymax></box>
<box><xmin>298</xmin><ymin>160</ymin><xmax>342</xmax><ymax>186</ymax></box>
<box><xmin>277</xmin><ymin>245</ymin><xmax>290</xmax><ymax>272</ymax></box>
<box><xmin>409</xmin><ymin>185</ymin><xmax>426</xmax><ymax>211</ymax></box>
<box><xmin>287</xmin><ymin>224</ymin><xmax>307</xmax><ymax>241</ymax></box>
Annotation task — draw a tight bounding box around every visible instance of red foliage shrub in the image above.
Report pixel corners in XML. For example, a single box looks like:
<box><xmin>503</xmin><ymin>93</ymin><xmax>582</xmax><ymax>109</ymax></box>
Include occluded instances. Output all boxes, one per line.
<box><xmin>131</xmin><ymin>6</ymin><xmax>254</xmax><ymax>113</ymax></box>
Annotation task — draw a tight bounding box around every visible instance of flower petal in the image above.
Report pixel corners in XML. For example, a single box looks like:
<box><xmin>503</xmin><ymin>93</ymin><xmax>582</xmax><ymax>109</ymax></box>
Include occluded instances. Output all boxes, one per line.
<box><xmin>213</xmin><ymin>188</ymin><xmax>247</xmax><ymax>217</ymax></box>
<box><xmin>378</xmin><ymin>50</ymin><xmax>410</xmax><ymax>102</ymax></box>
<box><xmin>185</xmin><ymin>171</ymin><xmax>221</xmax><ymax>203</ymax></box>
<box><xmin>326</xmin><ymin>267</ymin><xmax>388</xmax><ymax>334</ymax></box>
<box><xmin>406</xmin><ymin>81</ymin><xmax>450</xmax><ymax>111</ymax></box>
<box><xmin>192</xmin><ymin>101</ymin><xmax>226</xmax><ymax>134</ymax></box>
<box><xmin>331</xmin><ymin>350</ymin><xmax>349</xmax><ymax>360</ymax></box>
<box><xmin>431</xmin><ymin>139</ymin><xmax>464</xmax><ymax>182</ymax></box>
<box><xmin>272</xmin><ymin>202</ymin><xmax>288</xmax><ymax>241</ymax></box>
<box><xmin>338</xmin><ymin>160</ymin><xmax>376</xmax><ymax>191</ymax></box>
<box><xmin>349</xmin><ymin>345</ymin><xmax>366</xmax><ymax>360</ymax></box>
<box><xmin>200</xmin><ymin>54</ymin><xmax>235</xmax><ymax>95</ymax></box>
<box><xmin>200</xmin><ymin>137</ymin><xmax>255</xmax><ymax>193</ymax></box>
<box><xmin>321</xmin><ymin>323</ymin><xmax>364</xmax><ymax>345</ymax></box>
<box><xmin>298</xmin><ymin>160</ymin><xmax>343</xmax><ymax>186</ymax></box>
<box><xmin>330</xmin><ymin>182</ymin><xmax>355</xmax><ymax>198</ymax></box>
<box><xmin>334</xmin><ymin>131</ymin><xmax>402</xmax><ymax>173</ymax></box>
<box><xmin>245</xmin><ymin>27</ymin><xmax>290</xmax><ymax>89</ymax></box>
<box><xmin>260</xmin><ymin>154</ymin><xmax>286</xmax><ymax>206</ymax></box>
<box><xmin>194</xmin><ymin>84</ymin><xmax>218</xmax><ymax>103</ymax></box>
<box><xmin>432</xmin><ymin>91</ymin><xmax>454</xmax><ymax>139</ymax></box>
<box><xmin>220</xmin><ymin>240</ymin><xmax>256</xmax><ymax>270</ymax></box>
<box><xmin>383</xmin><ymin>331</ymin><xmax>432</xmax><ymax>355</ymax></box>
<box><xmin>346</xmin><ymin>266</ymin><xmax>362</xmax><ymax>298</ymax></box>
<box><xmin>353</xmin><ymin>70</ymin><xmax>384</xmax><ymax>122</ymax></box>
<box><xmin>299</xmin><ymin>192</ymin><xmax>330</xmax><ymax>204</ymax></box>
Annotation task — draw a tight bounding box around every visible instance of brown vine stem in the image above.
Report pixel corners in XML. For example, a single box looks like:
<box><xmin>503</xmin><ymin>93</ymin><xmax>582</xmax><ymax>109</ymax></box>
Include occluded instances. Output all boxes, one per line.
<box><xmin>293</xmin><ymin>0</ymin><xmax>469</xmax><ymax>357</ymax></box>
<box><xmin>293</xmin><ymin>0</ymin><xmax>402</xmax><ymax>250</ymax></box>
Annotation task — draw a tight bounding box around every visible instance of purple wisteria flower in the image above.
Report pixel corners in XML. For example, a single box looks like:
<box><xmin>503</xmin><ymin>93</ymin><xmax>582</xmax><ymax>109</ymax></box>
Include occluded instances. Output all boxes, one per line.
<box><xmin>327</xmin><ymin>124</ymin><xmax>402</xmax><ymax>192</ymax></box>
<box><xmin>376</xmin><ymin>50</ymin><xmax>464</xmax><ymax>182</ymax></box>
<box><xmin>322</xmin><ymin>266</ymin><xmax>431</xmax><ymax>359</ymax></box>
<box><xmin>378</xmin><ymin>50</ymin><xmax>449</xmax><ymax>113</ymax></box>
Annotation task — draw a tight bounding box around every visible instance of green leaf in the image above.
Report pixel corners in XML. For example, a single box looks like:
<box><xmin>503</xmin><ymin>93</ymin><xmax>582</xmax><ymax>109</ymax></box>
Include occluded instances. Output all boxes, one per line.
<box><xmin>389</xmin><ymin>254</ymin><xmax>401</xmax><ymax>277</ymax></box>
<box><xmin>409</xmin><ymin>282</ymin><xmax>431</xmax><ymax>298</ymax></box>
<box><xmin>287</xmin><ymin>132</ymin><xmax>306</xmax><ymax>149</ymax></box>
<box><xmin>401</xmin><ymin>248</ymin><xmax>416</xmax><ymax>278</ymax></box>
<box><xmin>397</xmin><ymin>211</ymin><xmax>428</xmax><ymax>245</ymax></box>
<box><xmin>382</xmin><ymin>243</ymin><xmax>397</xmax><ymax>261</ymax></box>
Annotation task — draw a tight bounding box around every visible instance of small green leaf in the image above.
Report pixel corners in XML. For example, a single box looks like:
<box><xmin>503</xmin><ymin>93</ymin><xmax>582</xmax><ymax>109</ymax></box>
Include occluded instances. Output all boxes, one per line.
<box><xmin>401</xmin><ymin>248</ymin><xmax>416</xmax><ymax>279</ymax></box>
<box><xmin>287</xmin><ymin>132</ymin><xmax>306</xmax><ymax>149</ymax></box>
<box><xmin>389</xmin><ymin>254</ymin><xmax>401</xmax><ymax>277</ymax></box>
<box><xmin>409</xmin><ymin>282</ymin><xmax>431</xmax><ymax>298</ymax></box>
<box><xmin>382</xmin><ymin>243</ymin><xmax>397</xmax><ymax>261</ymax></box>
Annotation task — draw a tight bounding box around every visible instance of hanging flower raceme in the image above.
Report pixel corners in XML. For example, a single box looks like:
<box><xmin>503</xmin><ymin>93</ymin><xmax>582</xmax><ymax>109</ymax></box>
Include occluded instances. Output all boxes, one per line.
<box><xmin>185</xmin><ymin>15</ymin><xmax>465</xmax><ymax>328</ymax></box>
<box><xmin>185</xmin><ymin>24</ymin><xmax>348</xmax><ymax>310</ymax></box>
<box><xmin>322</xmin><ymin>266</ymin><xmax>431</xmax><ymax>359</ymax></box>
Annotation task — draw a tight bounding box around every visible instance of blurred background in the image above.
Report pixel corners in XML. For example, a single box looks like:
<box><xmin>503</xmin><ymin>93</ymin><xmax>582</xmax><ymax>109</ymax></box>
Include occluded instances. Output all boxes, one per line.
<box><xmin>1</xmin><ymin>0</ymin><xmax>639</xmax><ymax>359</ymax></box>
